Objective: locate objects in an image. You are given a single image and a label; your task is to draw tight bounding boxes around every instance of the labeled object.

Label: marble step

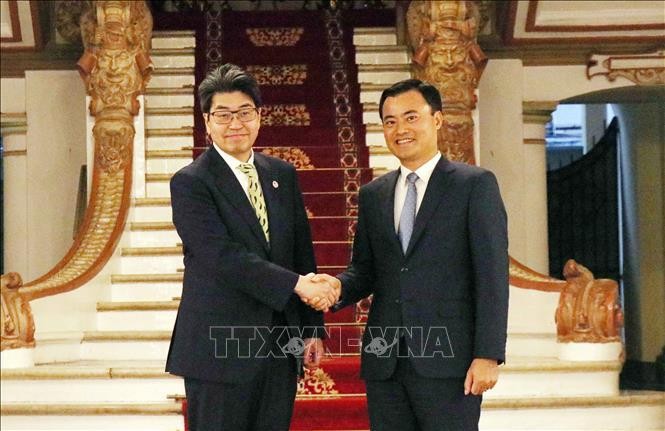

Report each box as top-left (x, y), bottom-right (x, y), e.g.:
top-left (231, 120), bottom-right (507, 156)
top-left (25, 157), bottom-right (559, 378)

top-left (132, 198), bottom-right (172, 222)
top-left (145, 149), bottom-right (192, 175)
top-left (148, 68), bottom-right (195, 89)
top-left (362, 101), bottom-right (381, 125)
top-left (150, 48), bottom-right (195, 68)
top-left (360, 82), bottom-right (389, 104)
top-left (145, 107), bottom-right (194, 129)
top-left (81, 331), bottom-right (173, 361)
top-left (145, 132), bottom-right (194, 152)
top-left (152, 29), bottom-right (196, 49)
top-left (357, 63), bottom-right (411, 84)
top-left (0, 402), bottom-right (183, 431)
top-left (126, 221), bottom-right (181, 247)
top-left (119, 246), bottom-right (183, 274)
top-left (353, 26), bottom-right (397, 46)
top-left (110, 273), bottom-right (183, 302)
top-left (145, 87), bottom-right (194, 109)
top-left (355, 45), bottom-right (409, 65)
top-left (364, 123), bottom-right (386, 146)
top-left (1, 362), bottom-right (183, 404)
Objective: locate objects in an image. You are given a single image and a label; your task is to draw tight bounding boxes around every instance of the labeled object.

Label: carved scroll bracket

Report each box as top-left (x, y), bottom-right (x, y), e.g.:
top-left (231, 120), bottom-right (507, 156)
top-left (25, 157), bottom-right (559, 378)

top-left (587, 51), bottom-right (665, 86)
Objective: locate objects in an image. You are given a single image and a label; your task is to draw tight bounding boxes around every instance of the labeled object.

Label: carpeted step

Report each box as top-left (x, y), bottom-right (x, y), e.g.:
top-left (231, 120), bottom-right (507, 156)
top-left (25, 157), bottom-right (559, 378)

top-left (304, 193), bottom-right (356, 217)
top-left (309, 216), bottom-right (355, 241)
top-left (297, 168), bottom-right (373, 193)
top-left (256, 145), bottom-right (369, 169)
top-left (316, 356), bottom-right (364, 394)
top-left (292, 395), bottom-right (369, 430)
top-left (323, 324), bottom-right (364, 355)
top-left (313, 241), bottom-right (352, 267)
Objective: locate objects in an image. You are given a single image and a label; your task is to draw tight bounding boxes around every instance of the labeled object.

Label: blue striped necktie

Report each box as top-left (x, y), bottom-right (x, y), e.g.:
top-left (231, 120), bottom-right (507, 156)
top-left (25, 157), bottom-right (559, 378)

top-left (398, 172), bottom-right (419, 253)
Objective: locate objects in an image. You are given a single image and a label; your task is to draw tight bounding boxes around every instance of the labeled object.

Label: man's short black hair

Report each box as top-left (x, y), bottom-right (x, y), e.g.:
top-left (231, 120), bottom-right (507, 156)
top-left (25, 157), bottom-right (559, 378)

top-left (378, 79), bottom-right (443, 120)
top-left (198, 63), bottom-right (262, 113)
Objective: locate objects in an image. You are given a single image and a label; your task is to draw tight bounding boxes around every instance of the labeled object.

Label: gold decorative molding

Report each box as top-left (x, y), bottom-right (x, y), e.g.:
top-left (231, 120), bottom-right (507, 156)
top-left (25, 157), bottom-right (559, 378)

top-left (523, 101), bottom-right (558, 124)
top-left (407, 0), bottom-right (487, 165)
top-left (246, 64), bottom-right (307, 85)
top-left (556, 260), bottom-right (623, 343)
top-left (523, 138), bottom-right (546, 145)
top-left (2, 1), bottom-right (153, 352)
top-left (246, 27), bottom-right (304, 47)
top-left (0, 112), bottom-right (27, 136)
top-left (260, 104), bottom-right (311, 126)
top-left (587, 51), bottom-right (665, 85)
top-left (258, 147), bottom-right (315, 169)
top-left (297, 367), bottom-right (339, 396)
top-left (1, 273), bottom-right (35, 351)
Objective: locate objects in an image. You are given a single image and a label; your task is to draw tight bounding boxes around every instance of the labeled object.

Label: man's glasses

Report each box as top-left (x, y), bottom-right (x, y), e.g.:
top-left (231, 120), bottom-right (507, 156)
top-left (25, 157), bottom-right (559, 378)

top-left (208, 107), bottom-right (259, 125)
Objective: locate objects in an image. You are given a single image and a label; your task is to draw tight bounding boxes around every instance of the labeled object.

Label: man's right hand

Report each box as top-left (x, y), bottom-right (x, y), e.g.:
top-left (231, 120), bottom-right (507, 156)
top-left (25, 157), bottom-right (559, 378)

top-left (308, 274), bottom-right (342, 312)
top-left (294, 273), bottom-right (340, 312)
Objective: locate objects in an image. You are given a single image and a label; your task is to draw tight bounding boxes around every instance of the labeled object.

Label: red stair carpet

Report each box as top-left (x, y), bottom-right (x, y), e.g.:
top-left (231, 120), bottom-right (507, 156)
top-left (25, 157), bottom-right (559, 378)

top-left (161, 7), bottom-right (396, 430)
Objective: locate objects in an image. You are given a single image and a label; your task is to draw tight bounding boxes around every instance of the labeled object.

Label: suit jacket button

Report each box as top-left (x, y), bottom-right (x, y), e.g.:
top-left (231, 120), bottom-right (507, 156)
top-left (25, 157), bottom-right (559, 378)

top-left (401, 267), bottom-right (409, 272)
top-left (395, 299), bottom-right (401, 304)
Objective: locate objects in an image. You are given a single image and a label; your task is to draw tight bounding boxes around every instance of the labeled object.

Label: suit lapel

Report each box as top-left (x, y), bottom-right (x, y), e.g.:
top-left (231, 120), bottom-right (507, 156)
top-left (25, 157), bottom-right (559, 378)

top-left (377, 170), bottom-right (403, 256)
top-left (207, 148), bottom-right (270, 252)
top-left (404, 157), bottom-right (455, 258)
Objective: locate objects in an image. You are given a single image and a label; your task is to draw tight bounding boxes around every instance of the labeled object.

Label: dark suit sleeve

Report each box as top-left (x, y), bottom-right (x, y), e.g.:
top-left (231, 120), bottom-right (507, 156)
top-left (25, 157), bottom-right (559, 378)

top-left (289, 168), bottom-right (326, 339)
top-left (335, 186), bottom-right (376, 310)
top-left (170, 170), bottom-right (298, 312)
top-left (468, 171), bottom-right (509, 363)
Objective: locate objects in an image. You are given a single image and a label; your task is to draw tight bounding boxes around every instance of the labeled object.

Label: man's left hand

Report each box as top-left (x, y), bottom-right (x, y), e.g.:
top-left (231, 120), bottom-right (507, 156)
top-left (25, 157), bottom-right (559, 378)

top-left (303, 338), bottom-right (324, 369)
top-left (464, 358), bottom-right (499, 395)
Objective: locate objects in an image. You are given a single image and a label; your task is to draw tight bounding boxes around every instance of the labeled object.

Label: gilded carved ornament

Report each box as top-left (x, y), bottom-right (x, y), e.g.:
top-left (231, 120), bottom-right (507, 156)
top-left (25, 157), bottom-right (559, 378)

top-left (1, 1), bottom-right (152, 352)
top-left (406, 0), bottom-right (487, 165)
top-left (1, 273), bottom-right (35, 351)
top-left (555, 260), bottom-right (623, 343)
top-left (587, 51), bottom-right (665, 86)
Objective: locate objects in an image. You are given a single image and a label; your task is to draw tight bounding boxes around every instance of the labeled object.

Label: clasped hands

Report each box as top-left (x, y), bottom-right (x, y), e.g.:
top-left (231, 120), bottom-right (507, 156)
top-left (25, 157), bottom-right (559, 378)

top-left (294, 273), bottom-right (341, 312)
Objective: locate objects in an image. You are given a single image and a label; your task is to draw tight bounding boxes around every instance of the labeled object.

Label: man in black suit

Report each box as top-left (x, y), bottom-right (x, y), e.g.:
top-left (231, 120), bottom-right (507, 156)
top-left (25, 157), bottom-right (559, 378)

top-left (313, 79), bottom-right (509, 430)
top-left (166, 64), bottom-right (339, 431)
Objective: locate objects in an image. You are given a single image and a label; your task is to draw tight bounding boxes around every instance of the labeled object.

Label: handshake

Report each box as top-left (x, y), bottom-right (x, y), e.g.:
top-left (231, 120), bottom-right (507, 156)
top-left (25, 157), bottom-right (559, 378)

top-left (294, 273), bottom-right (341, 312)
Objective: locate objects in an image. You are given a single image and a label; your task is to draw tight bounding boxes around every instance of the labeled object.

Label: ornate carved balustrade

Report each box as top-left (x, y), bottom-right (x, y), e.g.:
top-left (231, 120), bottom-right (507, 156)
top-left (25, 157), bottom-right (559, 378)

top-left (1, 0), bottom-right (152, 352)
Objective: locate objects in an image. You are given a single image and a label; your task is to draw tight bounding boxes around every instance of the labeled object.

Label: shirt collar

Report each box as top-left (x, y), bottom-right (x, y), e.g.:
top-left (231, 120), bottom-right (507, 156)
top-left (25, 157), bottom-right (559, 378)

top-left (399, 152), bottom-right (441, 185)
top-left (213, 144), bottom-right (254, 170)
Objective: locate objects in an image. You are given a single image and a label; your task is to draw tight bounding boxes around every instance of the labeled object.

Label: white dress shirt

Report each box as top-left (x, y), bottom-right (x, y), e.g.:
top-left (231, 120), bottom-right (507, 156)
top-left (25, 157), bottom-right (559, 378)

top-left (393, 152), bottom-right (442, 232)
top-left (213, 144), bottom-right (256, 201)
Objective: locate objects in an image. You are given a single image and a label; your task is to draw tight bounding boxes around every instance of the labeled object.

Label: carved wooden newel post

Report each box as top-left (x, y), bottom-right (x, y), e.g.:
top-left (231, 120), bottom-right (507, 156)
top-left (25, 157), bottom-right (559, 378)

top-left (406, 0), bottom-right (486, 164)
top-left (1, 1), bottom-right (152, 360)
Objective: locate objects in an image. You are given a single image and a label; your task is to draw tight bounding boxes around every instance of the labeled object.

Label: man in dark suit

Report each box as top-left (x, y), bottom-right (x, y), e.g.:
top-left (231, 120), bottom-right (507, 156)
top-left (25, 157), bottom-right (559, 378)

top-left (166, 64), bottom-right (339, 431)
top-left (313, 79), bottom-right (509, 430)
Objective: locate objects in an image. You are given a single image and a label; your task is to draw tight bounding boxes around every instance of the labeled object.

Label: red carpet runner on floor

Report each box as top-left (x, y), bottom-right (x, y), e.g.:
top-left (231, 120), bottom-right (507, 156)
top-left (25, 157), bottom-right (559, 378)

top-left (174, 8), bottom-right (393, 430)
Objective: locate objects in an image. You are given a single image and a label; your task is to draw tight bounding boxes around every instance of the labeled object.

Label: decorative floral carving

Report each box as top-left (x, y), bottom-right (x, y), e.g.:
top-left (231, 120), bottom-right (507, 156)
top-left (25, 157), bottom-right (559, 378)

top-left (1, 273), bottom-right (35, 351)
top-left (407, 0), bottom-right (487, 165)
top-left (556, 260), bottom-right (623, 343)
top-left (297, 367), bottom-right (339, 395)
top-left (246, 64), bottom-right (308, 85)
top-left (259, 147), bottom-right (314, 169)
top-left (246, 27), bottom-right (304, 46)
top-left (587, 51), bottom-right (665, 85)
top-left (261, 104), bottom-right (311, 126)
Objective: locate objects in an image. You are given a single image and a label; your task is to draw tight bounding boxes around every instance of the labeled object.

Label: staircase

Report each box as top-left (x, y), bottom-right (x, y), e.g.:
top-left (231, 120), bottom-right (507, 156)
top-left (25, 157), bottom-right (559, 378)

top-left (1, 27), bottom-right (664, 431)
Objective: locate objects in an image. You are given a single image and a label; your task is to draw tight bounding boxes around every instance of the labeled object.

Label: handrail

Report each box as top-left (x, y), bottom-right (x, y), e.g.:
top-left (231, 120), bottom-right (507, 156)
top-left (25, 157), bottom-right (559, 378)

top-left (1, 1), bottom-right (153, 352)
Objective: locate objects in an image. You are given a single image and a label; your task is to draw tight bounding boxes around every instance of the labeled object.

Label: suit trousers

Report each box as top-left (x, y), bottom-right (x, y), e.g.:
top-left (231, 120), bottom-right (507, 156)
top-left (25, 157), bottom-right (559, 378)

top-left (184, 313), bottom-right (298, 431)
top-left (365, 341), bottom-right (481, 431)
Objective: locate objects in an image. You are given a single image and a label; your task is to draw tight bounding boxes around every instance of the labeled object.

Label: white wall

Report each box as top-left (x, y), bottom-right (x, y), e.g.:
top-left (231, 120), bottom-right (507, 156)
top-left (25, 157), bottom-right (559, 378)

top-left (24, 71), bottom-right (87, 281)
